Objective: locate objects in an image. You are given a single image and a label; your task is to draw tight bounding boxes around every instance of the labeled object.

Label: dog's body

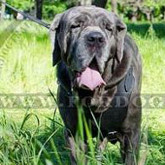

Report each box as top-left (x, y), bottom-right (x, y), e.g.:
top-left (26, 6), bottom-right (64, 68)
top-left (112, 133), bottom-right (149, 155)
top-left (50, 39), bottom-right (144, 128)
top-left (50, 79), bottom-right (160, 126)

top-left (50, 6), bottom-right (142, 165)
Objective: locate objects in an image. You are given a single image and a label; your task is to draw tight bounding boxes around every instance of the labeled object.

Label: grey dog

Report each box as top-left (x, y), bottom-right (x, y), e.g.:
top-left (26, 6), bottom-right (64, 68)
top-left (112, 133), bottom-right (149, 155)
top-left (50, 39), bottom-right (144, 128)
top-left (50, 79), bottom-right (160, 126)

top-left (50, 6), bottom-right (142, 165)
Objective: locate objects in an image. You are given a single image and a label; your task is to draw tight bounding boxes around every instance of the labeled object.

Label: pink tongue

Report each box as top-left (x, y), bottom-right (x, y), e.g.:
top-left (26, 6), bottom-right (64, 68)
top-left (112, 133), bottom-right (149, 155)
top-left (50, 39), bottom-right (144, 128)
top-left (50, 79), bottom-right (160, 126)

top-left (77, 67), bottom-right (106, 91)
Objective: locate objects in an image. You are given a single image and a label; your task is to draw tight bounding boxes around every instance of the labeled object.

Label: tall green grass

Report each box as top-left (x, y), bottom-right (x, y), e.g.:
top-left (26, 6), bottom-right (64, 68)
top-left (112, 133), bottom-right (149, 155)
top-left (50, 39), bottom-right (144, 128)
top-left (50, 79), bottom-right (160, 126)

top-left (0, 20), bottom-right (56, 93)
top-left (0, 21), bottom-right (165, 164)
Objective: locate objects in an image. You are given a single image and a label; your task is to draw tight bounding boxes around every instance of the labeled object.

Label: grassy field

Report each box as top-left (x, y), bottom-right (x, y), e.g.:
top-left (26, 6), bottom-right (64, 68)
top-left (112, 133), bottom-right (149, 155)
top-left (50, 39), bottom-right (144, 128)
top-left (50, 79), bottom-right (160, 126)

top-left (0, 20), bottom-right (165, 165)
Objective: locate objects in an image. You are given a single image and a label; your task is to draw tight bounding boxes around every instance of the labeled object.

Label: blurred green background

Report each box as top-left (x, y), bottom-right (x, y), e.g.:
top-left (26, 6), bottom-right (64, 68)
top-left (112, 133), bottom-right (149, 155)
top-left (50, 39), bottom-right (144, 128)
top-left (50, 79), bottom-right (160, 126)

top-left (2, 0), bottom-right (165, 21)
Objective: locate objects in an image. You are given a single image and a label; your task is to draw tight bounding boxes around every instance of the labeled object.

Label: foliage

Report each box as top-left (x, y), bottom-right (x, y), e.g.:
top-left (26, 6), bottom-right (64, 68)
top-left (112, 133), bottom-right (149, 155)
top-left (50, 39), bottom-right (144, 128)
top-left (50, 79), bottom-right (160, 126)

top-left (6, 0), bottom-right (33, 10)
top-left (43, 0), bottom-right (67, 19)
top-left (5, 0), bottom-right (67, 19)
top-left (116, 0), bottom-right (165, 21)
top-left (2, 0), bottom-right (165, 21)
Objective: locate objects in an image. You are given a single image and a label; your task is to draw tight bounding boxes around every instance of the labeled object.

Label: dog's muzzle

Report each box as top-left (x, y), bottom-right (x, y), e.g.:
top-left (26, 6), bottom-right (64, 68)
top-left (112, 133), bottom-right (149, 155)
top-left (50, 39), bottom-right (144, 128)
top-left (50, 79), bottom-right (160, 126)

top-left (74, 31), bottom-right (106, 91)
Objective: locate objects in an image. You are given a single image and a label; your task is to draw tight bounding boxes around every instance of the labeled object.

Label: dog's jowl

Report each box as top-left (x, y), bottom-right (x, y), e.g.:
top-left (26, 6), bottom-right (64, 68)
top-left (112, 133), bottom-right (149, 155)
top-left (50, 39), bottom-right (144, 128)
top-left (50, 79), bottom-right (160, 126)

top-left (50, 6), bottom-right (142, 165)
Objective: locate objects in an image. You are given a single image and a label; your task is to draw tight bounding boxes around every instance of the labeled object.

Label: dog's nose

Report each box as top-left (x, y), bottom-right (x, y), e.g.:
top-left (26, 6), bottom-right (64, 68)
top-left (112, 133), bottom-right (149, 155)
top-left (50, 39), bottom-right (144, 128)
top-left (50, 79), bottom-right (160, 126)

top-left (86, 32), bottom-right (105, 46)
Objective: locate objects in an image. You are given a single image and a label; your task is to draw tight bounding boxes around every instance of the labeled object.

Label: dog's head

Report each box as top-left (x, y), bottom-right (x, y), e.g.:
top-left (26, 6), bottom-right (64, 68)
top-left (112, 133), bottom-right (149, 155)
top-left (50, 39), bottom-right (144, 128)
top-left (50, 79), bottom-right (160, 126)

top-left (50, 6), bottom-right (127, 91)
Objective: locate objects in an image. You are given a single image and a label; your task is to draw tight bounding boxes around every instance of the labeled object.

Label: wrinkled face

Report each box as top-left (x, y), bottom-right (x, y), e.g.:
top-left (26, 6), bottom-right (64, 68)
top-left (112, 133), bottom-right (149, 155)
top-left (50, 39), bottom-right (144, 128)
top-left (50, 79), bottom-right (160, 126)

top-left (51, 6), bottom-right (126, 91)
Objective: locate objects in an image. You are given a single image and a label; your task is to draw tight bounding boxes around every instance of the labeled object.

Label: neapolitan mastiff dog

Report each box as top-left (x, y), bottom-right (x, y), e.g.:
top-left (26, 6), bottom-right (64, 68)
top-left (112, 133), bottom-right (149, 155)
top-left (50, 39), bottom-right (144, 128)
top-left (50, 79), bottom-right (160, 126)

top-left (50, 6), bottom-right (142, 165)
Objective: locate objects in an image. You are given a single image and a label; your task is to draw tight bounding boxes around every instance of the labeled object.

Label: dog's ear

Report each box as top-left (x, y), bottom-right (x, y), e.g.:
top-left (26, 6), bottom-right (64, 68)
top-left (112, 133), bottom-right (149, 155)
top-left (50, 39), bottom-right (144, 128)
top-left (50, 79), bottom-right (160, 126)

top-left (50, 13), bottom-right (63, 66)
top-left (115, 16), bottom-right (127, 63)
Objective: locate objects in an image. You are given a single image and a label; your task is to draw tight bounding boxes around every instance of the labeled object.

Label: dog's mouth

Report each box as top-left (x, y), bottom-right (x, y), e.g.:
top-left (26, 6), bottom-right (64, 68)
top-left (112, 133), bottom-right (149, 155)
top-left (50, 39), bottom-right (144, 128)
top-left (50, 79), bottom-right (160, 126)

top-left (75, 58), bottom-right (106, 91)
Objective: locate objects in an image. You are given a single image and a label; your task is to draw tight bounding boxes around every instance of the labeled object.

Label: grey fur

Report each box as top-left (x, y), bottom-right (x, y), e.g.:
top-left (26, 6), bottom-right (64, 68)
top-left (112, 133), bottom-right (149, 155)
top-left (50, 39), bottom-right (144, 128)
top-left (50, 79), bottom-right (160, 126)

top-left (50, 6), bottom-right (142, 165)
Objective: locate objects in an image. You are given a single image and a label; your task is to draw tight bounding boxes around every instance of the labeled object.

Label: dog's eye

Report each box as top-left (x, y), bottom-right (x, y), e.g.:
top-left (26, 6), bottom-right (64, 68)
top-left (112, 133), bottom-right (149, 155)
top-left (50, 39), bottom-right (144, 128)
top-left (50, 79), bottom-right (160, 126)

top-left (106, 25), bottom-right (113, 32)
top-left (71, 24), bottom-right (81, 29)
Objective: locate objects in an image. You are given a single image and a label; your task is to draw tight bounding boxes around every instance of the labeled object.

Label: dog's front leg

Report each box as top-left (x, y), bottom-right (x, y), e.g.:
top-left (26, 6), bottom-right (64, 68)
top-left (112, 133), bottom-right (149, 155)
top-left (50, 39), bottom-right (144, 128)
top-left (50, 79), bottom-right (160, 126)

top-left (65, 130), bottom-right (88, 165)
top-left (65, 130), bottom-right (77, 165)
top-left (120, 130), bottom-right (140, 165)
top-left (96, 137), bottom-right (108, 165)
